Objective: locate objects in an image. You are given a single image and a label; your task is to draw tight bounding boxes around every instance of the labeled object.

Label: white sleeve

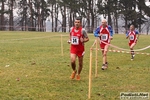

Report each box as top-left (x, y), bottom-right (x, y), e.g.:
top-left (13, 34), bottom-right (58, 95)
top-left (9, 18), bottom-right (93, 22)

top-left (82, 28), bottom-right (88, 38)
top-left (70, 27), bottom-right (73, 33)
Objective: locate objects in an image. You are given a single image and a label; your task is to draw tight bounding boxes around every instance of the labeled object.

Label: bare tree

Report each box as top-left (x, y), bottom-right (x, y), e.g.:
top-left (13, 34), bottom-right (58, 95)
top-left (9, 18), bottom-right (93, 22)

top-left (28, 0), bottom-right (35, 31)
top-left (0, 0), bottom-right (5, 30)
top-left (9, 0), bottom-right (15, 31)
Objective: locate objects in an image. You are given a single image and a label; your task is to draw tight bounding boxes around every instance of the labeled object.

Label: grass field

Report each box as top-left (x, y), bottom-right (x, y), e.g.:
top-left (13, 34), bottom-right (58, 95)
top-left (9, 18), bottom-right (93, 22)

top-left (0, 31), bottom-right (149, 100)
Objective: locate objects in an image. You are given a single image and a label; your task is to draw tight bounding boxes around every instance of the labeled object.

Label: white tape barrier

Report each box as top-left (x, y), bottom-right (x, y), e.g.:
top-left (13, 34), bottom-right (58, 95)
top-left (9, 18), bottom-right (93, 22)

top-left (91, 39), bottom-right (150, 56)
top-left (100, 40), bottom-right (150, 52)
top-left (108, 49), bottom-right (150, 55)
top-left (92, 48), bottom-right (150, 55)
top-left (0, 35), bottom-right (68, 42)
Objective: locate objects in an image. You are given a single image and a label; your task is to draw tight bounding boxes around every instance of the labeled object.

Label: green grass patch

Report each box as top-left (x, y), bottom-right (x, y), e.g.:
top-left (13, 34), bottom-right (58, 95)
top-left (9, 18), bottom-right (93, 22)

top-left (0, 31), bottom-right (149, 100)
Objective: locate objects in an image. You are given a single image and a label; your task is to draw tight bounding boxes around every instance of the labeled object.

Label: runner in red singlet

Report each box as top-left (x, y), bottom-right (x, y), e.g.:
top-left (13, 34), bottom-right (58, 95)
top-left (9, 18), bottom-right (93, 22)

top-left (68, 17), bottom-right (89, 80)
top-left (94, 19), bottom-right (113, 70)
top-left (126, 25), bottom-right (140, 60)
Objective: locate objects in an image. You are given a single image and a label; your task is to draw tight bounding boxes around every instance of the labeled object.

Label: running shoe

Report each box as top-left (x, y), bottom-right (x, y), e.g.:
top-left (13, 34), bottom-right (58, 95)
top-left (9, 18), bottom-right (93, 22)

top-left (76, 74), bottom-right (80, 80)
top-left (70, 70), bottom-right (77, 79)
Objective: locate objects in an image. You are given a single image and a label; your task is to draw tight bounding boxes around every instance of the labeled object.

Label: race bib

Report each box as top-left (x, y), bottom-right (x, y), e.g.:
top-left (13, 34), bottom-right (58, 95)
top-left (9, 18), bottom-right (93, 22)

top-left (130, 35), bottom-right (134, 40)
top-left (71, 36), bottom-right (79, 45)
top-left (101, 34), bottom-right (108, 41)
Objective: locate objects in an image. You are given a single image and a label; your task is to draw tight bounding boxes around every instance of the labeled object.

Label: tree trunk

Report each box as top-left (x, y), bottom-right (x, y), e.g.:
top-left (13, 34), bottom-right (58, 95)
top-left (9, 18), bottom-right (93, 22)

top-left (91, 0), bottom-right (94, 33)
top-left (54, 3), bottom-right (58, 32)
top-left (37, 1), bottom-right (41, 31)
top-left (146, 25), bottom-right (149, 35)
top-left (21, 16), bottom-right (23, 31)
top-left (69, 9), bottom-right (72, 31)
top-left (0, 0), bottom-right (5, 30)
top-left (87, 13), bottom-right (90, 33)
top-left (29, 0), bottom-right (35, 31)
top-left (63, 6), bottom-right (66, 32)
top-left (41, 1), bottom-right (44, 32)
top-left (60, 5), bottom-right (66, 32)
top-left (139, 7), bottom-right (142, 33)
top-left (9, 0), bottom-right (14, 31)
top-left (108, 11), bottom-right (112, 27)
top-left (114, 11), bottom-right (118, 34)
top-left (146, 18), bottom-right (150, 35)
top-left (23, 0), bottom-right (27, 31)
top-left (125, 17), bottom-right (128, 33)
top-left (51, 4), bottom-right (54, 32)
top-left (87, 1), bottom-right (90, 33)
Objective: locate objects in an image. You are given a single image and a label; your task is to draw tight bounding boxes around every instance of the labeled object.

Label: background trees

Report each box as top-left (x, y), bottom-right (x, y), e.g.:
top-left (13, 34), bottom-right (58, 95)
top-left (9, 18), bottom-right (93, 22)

top-left (0, 0), bottom-right (5, 30)
top-left (0, 0), bottom-right (150, 34)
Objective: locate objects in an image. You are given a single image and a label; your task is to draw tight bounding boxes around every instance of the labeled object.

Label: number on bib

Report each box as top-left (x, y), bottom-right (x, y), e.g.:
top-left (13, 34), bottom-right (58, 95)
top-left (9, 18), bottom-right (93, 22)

top-left (101, 34), bottom-right (108, 41)
top-left (71, 36), bottom-right (79, 45)
top-left (130, 35), bottom-right (134, 40)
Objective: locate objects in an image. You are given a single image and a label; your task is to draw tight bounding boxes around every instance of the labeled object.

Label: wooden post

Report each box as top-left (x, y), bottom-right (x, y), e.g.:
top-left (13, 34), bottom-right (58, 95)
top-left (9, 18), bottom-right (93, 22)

top-left (61, 34), bottom-right (63, 56)
top-left (95, 38), bottom-right (98, 77)
top-left (88, 48), bottom-right (93, 99)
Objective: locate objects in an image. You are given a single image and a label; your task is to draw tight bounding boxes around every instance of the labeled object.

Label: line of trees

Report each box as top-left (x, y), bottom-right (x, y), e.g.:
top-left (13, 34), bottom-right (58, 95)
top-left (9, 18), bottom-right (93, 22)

top-left (0, 0), bottom-right (150, 34)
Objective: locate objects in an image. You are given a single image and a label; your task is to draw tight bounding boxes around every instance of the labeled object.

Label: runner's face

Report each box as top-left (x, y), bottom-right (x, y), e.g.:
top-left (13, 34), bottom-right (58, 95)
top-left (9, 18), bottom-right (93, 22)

top-left (130, 25), bottom-right (134, 31)
top-left (102, 21), bottom-right (107, 27)
top-left (74, 20), bottom-right (81, 28)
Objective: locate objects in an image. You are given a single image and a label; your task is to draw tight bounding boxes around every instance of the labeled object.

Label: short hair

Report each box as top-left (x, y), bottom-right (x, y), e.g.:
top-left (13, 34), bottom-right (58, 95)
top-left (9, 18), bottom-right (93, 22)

top-left (130, 24), bottom-right (135, 28)
top-left (75, 17), bottom-right (82, 22)
top-left (102, 19), bottom-right (107, 23)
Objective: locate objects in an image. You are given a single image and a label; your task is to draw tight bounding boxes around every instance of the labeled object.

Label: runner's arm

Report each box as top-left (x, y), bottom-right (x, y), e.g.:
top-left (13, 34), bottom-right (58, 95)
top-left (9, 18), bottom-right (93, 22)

top-left (108, 25), bottom-right (113, 37)
top-left (126, 31), bottom-right (129, 39)
top-left (67, 27), bottom-right (73, 43)
top-left (108, 25), bottom-right (113, 40)
top-left (136, 30), bottom-right (140, 39)
top-left (82, 28), bottom-right (89, 43)
top-left (94, 27), bottom-right (100, 37)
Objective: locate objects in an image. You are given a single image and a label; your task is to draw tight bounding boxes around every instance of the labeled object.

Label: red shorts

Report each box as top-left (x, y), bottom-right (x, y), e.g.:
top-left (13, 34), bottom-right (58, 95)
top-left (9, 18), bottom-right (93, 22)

top-left (100, 42), bottom-right (110, 49)
top-left (129, 40), bottom-right (137, 46)
top-left (70, 45), bottom-right (84, 57)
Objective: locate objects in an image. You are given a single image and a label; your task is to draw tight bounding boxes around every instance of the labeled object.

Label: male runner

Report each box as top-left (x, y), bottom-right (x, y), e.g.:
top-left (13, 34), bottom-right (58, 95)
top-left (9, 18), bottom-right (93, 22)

top-left (68, 17), bottom-right (89, 80)
top-left (126, 25), bottom-right (140, 60)
top-left (94, 19), bottom-right (113, 70)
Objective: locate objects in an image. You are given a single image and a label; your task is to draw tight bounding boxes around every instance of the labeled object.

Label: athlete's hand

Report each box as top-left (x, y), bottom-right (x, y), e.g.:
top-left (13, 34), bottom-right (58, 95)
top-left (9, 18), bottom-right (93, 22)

top-left (80, 37), bottom-right (84, 43)
top-left (99, 33), bottom-right (102, 37)
top-left (110, 36), bottom-right (113, 40)
top-left (67, 40), bottom-right (71, 44)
